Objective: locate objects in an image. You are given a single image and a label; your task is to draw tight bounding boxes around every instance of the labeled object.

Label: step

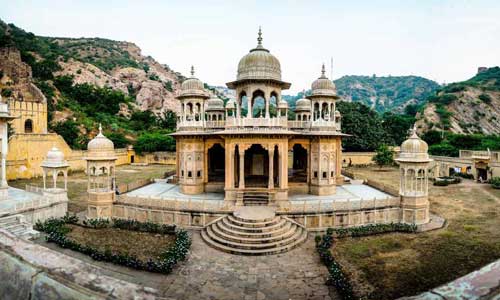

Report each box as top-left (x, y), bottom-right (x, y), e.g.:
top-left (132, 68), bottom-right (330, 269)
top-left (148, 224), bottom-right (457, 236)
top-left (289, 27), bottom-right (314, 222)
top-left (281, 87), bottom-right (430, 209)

top-left (226, 215), bottom-right (280, 228)
top-left (21, 230), bottom-right (40, 240)
top-left (4, 223), bottom-right (26, 231)
top-left (201, 228), bottom-right (308, 256)
top-left (205, 225), bottom-right (304, 250)
top-left (221, 217), bottom-right (287, 233)
top-left (216, 220), bottom-right (292, 239)
top-left (211, 223), bottom-right (298, 244)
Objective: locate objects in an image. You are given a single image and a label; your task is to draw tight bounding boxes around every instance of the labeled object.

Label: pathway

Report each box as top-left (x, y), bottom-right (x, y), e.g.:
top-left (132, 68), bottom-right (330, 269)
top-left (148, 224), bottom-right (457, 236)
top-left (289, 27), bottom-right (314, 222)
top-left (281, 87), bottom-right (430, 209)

top-left (37, 231), bottom-right (338, 300)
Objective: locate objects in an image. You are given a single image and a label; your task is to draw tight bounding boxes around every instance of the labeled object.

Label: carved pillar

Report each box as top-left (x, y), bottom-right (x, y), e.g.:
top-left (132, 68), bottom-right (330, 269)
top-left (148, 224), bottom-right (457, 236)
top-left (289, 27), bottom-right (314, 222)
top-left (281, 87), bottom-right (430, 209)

top-left (265, 91), bottom-right (270, 119)
top-left (225, 143), bottom-right (234, 189)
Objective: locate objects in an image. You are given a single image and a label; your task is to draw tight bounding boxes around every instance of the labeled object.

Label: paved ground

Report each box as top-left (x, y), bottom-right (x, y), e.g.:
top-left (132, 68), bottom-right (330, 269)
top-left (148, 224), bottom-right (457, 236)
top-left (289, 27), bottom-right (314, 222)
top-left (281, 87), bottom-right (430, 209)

top-left (37, 231), bottom-right (337, 300)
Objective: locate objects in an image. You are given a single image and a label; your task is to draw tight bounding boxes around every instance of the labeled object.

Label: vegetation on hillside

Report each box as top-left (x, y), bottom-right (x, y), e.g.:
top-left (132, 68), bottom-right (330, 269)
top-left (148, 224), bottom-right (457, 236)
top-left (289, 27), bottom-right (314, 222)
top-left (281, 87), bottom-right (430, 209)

top-left (422, 131), bottom-right (500, 157)
top-left (335, 75), bottom-right (440, 112)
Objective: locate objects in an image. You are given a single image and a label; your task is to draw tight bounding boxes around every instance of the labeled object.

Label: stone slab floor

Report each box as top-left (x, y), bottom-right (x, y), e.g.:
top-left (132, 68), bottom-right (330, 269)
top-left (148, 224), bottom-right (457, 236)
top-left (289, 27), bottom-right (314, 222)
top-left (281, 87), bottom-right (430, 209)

top-left (37, 231), bottom-right (338, 300)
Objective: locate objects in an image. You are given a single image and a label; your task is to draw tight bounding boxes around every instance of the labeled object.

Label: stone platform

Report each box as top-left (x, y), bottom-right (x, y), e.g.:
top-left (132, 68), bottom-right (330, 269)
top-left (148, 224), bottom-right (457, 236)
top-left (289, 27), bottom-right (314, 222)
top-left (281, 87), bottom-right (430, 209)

top-left (233, 206), bottom-right (275, 221)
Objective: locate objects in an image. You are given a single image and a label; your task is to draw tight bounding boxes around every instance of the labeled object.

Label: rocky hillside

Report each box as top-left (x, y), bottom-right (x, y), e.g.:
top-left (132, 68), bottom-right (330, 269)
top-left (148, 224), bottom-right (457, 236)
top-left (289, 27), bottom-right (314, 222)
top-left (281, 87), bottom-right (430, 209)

top-left (0, 20), bottom-right (184, 116)
top-left (334, 75), bottom-right (440, 113)
top-left (416, 67), bottom-right (500, 135)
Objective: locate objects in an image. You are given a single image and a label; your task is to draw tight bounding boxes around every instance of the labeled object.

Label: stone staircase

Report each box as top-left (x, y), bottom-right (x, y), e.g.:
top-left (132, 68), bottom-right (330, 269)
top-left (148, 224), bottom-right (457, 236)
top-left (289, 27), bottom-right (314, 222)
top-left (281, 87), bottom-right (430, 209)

top-left (0, 215), bottom-right (40, 240)
top-left (242, 190), bottom-right (270, 206)
top-left (201, 207), bottom-right (307, 255)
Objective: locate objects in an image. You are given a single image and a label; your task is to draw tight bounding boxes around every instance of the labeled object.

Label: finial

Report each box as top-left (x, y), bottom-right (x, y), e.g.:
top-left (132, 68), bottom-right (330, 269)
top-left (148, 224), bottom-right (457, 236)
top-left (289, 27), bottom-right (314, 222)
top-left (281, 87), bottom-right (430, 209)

top-left (321, 63), bottom-right (326, 77)
top-left (98, 123), bottom-right (102, 135)
top-left (190, 65), bottom-right (195, 77)
top-left (257, 26), bottom-right (263, 47)
top-left (410, 124), bottom-right (418, 137)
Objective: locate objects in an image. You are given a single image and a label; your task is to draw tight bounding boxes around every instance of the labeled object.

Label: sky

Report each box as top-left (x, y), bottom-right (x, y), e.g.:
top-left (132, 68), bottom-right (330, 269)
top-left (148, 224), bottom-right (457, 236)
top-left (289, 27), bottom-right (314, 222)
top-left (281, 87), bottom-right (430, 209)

top-left (1, 0), bottom-right (499, 93)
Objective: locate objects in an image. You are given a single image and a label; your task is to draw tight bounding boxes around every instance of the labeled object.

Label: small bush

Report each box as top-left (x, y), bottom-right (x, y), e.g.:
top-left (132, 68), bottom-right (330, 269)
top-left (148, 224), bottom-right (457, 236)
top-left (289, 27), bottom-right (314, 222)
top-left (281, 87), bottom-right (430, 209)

top-left (434, 180), bottom-right (449, 186)
top-left (491, 177), bottom-right (500, 189)
top-left (478, 93), bottom-right (492, 104)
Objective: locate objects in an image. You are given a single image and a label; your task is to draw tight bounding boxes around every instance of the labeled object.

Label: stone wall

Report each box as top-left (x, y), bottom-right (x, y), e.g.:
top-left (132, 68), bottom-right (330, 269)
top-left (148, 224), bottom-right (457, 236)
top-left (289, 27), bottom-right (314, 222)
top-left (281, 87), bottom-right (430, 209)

top-left (342, 152), bottom-right (376, 166)
top-left (0, 229), bottom-right (167, 300)
top-left (7, 133), bottom-right (131, 180)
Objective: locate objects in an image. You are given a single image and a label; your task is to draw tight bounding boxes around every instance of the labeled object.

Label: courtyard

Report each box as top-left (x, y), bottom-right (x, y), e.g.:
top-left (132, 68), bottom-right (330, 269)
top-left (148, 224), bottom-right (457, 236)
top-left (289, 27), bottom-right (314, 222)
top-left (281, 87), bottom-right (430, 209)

top-left (335, 166), bottom-right (500, 299)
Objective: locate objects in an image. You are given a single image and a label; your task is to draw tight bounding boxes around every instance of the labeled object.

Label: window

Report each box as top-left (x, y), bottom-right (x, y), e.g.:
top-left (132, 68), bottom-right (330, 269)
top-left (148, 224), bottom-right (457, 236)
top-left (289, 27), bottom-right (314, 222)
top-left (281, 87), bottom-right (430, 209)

top-left (331, 171), bottom-right (334, 177)
top-left (197, 170), bottom-right (201, 177)
top-left (181, 170), bottom-right (184, 176)
top-left (323, 172), bottom-right (327, 178)
top-left (314, 171), bottom-right (318, 178)
top-left (188, 171), bottom-right (192, 178)
top-left (24, 119), bottom-right (33, 133)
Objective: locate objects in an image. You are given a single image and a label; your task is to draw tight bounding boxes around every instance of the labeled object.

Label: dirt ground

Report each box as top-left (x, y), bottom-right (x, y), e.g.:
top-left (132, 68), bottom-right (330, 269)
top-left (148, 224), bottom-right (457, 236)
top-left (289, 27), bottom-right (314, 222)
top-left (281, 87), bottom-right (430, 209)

top-left (337, 166), bottom-right (500, 299)
top-left (9, 164), bottom-right (173, 213)
top-left (66, 224), bottom-right (176, 261)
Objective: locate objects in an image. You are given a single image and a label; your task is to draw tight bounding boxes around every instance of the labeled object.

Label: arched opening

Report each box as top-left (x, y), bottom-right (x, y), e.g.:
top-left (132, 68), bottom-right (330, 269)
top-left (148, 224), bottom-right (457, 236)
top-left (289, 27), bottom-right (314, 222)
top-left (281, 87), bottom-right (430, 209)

top-left (208, 143), bottom-right (225, 182)
top-left (252, 90), bottom-right (265, 118)
top-left (290, 144), bottom-right (307, 182)
top-left (269, 91), bottom-right (278, 118)
top-left (239, 91), bottom-right (248, 117)
top-left (24, 119), bottom-right (33, 133)
top-left (244, 144), bottom-right (269, 187)
top-left (322, 103), bottom-right (329, 120)
top-left (314, 102), bottom-right (320, 120)
top-left (187, 103), bottom-right (193, 120)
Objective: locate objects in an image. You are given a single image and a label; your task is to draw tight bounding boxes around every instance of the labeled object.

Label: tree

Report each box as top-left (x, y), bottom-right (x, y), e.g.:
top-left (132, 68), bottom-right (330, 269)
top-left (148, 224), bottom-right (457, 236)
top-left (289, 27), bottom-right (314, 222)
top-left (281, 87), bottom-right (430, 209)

top-left (157, 110), bottom-right (177, 131)
top-left (372, 144), bottom-right (394, 168)
top-left (52, 120), bottom-right (85, 149)
top-left (134, 132), bottom-right (176, 154)
top-left (106, 132), bottom-right (130, 148)
top-left (381, 112), bottom-right (415, 145)
top-left (337, 101), bottom-right (389, 151)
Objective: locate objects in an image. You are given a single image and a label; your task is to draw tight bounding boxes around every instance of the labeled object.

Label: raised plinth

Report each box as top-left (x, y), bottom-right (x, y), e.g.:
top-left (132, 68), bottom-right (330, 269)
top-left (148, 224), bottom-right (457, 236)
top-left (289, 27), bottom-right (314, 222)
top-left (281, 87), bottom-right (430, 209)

top-left (201, 206), bottom-right (307, 255)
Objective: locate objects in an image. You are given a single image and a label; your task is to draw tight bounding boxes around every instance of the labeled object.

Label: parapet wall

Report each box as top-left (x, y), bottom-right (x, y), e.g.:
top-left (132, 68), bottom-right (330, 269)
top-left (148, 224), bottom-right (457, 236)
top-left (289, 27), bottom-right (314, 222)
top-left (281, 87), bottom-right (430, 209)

top-left (0, 229), bottom-right (167, 300)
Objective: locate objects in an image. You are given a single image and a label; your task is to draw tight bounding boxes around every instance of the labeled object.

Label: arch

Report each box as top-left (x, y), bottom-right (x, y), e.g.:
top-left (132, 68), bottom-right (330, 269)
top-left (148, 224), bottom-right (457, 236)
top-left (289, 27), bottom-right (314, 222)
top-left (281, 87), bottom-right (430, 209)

top-left (252, 90), bottom-right (266, 118)
top-left (244, 144), bottom-right (269, 187)
top-left (24, 119), bottom-right (33, 133)
top-left (208, 143), bottom-right (225, 182)
top-left (314, 102), bottom-right (320, 120)
top-left (239, 91), bottom-right (248, 117)
top-left (290, 144), bottom-right (307, 182)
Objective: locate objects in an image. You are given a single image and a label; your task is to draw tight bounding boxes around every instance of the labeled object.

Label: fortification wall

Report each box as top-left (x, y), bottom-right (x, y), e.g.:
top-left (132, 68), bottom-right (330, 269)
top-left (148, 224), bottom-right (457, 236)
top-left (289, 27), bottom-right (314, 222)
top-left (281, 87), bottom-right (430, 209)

top-left (0, 230), bottom-right (166, 300)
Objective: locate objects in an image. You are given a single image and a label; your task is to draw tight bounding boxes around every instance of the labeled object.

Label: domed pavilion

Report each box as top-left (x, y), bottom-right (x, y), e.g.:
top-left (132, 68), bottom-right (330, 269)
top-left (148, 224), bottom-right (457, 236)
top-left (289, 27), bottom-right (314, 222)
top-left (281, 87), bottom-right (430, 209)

top-left (85, 124), bottom-right (117, 218)
top-left (172, 28), bottom-right (346, 203)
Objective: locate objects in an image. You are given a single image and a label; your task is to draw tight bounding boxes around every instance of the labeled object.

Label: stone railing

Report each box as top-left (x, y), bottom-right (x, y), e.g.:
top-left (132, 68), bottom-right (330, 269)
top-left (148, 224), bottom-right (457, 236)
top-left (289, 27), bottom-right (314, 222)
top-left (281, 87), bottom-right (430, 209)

top-left (225, 116), bottom-right (288, 128)
top-left (25, 184), bottom-right (44, 195)
top-left (205, 120), bottom-right (226, 129)
top-left (116, 195), bottom-right (231, 212)
top-left (280, 196), bottom-right (400, 214)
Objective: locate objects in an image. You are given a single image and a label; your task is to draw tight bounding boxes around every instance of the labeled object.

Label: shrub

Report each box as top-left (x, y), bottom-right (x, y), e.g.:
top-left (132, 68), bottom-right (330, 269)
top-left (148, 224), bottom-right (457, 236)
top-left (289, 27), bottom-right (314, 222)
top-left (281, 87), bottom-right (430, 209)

top-left (1, 88), bottom-right (13, 97)
top-left (456, 172), bottom-right (474, 179)
top-left (372, 144), bottom-right (394, 168)
top-left (434, 180), bottom-right (449, 186)
top-left (106, 132), bottom-right (130, 148)
top-left (491, 177), bottom-right (500, 189)
top-left (478, 93), bottom-right (492, 104)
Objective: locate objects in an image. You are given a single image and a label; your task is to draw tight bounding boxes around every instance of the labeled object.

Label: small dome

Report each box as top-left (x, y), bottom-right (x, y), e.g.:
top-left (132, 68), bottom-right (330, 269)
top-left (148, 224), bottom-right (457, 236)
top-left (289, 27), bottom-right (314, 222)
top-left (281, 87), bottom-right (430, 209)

top-left (237, 28), bottom-right (281, 81)
top-left (41, 146), bottom-right (68, 168)
top-left (178, 66), bottom-right (209, 98)
top-left (206, 96), bottom-right (225, 111)
top-left (310, 64), bottom-right (337, 97)
top-left (86, 124), bottom-right (117, 160)
top-left (397, 125), bottom-right (431, 162)
top-left (295, 97), bottom-right (311, 112)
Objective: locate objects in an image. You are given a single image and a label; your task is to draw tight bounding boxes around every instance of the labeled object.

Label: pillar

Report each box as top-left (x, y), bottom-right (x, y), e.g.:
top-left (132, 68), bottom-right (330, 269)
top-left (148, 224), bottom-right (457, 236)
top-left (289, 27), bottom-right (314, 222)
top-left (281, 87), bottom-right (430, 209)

top-left (269, 147), bottom-right (274, 189)
top-left (239, 146), bottom-right (245, 189)
top-left (247, 95), bottom-right (252, 119)
top-left (53, 171), bottom-right (57, 189)
top-left (1, 122), bottom-right (8, 188)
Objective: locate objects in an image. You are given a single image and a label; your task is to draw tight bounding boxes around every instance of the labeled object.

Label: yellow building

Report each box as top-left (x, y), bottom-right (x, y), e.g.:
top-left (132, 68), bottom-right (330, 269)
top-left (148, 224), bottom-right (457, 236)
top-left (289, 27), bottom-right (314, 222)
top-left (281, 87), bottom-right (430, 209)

top-left (172, 29), bottom-right (346, 206)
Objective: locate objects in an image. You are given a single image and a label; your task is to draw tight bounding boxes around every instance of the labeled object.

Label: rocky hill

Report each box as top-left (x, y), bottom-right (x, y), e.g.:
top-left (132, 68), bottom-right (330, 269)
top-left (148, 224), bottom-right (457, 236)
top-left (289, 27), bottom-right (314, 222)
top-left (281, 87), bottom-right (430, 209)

top-left (416, 67), bottom-right (500, 135)
top-left (0, 20), bottom-right (184, 118)
top-left (334, 75), bottom-right (440, 113)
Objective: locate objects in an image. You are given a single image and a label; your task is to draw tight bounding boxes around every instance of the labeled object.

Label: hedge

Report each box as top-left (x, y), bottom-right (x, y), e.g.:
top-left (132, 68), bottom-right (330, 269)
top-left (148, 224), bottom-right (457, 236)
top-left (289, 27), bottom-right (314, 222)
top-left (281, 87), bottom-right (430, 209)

top-left (35, 216), bottom-right (190, 274)
top-left (315, 223), bottom-right (417, 300)
top-left (491, 177), bottom-right (500, 189)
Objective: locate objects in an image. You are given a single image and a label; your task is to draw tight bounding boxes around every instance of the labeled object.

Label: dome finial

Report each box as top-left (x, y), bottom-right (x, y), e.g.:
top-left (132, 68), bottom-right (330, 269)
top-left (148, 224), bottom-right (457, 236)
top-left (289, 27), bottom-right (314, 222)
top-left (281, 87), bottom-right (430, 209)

top-left (409, 123), bottom-right (418, 137)
top-left (257, 26), bottom-right (263, 47)
top-left (98, 123), bottom-right (103, 136)
top-left (321, 63), bottom-right (326, 78)
top-left (190, 65), bottom-right (195, 77)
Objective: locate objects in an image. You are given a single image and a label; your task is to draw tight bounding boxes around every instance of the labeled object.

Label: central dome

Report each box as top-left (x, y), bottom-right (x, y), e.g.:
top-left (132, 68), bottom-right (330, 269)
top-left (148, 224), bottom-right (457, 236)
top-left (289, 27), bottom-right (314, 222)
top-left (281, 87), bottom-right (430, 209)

top-left (236, 28), bottom-right (281, 81)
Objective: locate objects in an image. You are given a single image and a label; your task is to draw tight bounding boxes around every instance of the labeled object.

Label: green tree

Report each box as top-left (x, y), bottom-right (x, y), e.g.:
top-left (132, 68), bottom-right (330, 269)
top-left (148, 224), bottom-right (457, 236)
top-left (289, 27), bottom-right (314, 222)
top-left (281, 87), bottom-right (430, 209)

top-left (372, 144), bottom-right (394, 168)
top-left (337, 101), bottom-right (389, 151)
top-left (134, 132), bottom-right (176, 154)
top-left (106, 132), bottom-right (130, 148)
top-left (52, 120), bottom-right (85, 149)
top-left (157, 110), bottom-right (177, 131)
top-left (381, 112), bottom-right (415, 145)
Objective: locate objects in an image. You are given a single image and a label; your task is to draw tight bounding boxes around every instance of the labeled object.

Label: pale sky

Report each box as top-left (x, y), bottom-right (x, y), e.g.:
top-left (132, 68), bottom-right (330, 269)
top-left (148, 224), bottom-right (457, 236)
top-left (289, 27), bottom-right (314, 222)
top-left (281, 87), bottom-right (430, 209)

top-left (1, 0), bottom-right (499, 93)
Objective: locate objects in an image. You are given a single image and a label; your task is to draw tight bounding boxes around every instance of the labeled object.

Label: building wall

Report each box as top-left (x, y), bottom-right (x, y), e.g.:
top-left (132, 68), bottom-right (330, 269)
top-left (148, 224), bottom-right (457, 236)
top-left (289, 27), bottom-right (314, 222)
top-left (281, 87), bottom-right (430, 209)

top-left (8, 98), bottom-right (48, 135)
top-left (342, 152), bottom-right (376, 166)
